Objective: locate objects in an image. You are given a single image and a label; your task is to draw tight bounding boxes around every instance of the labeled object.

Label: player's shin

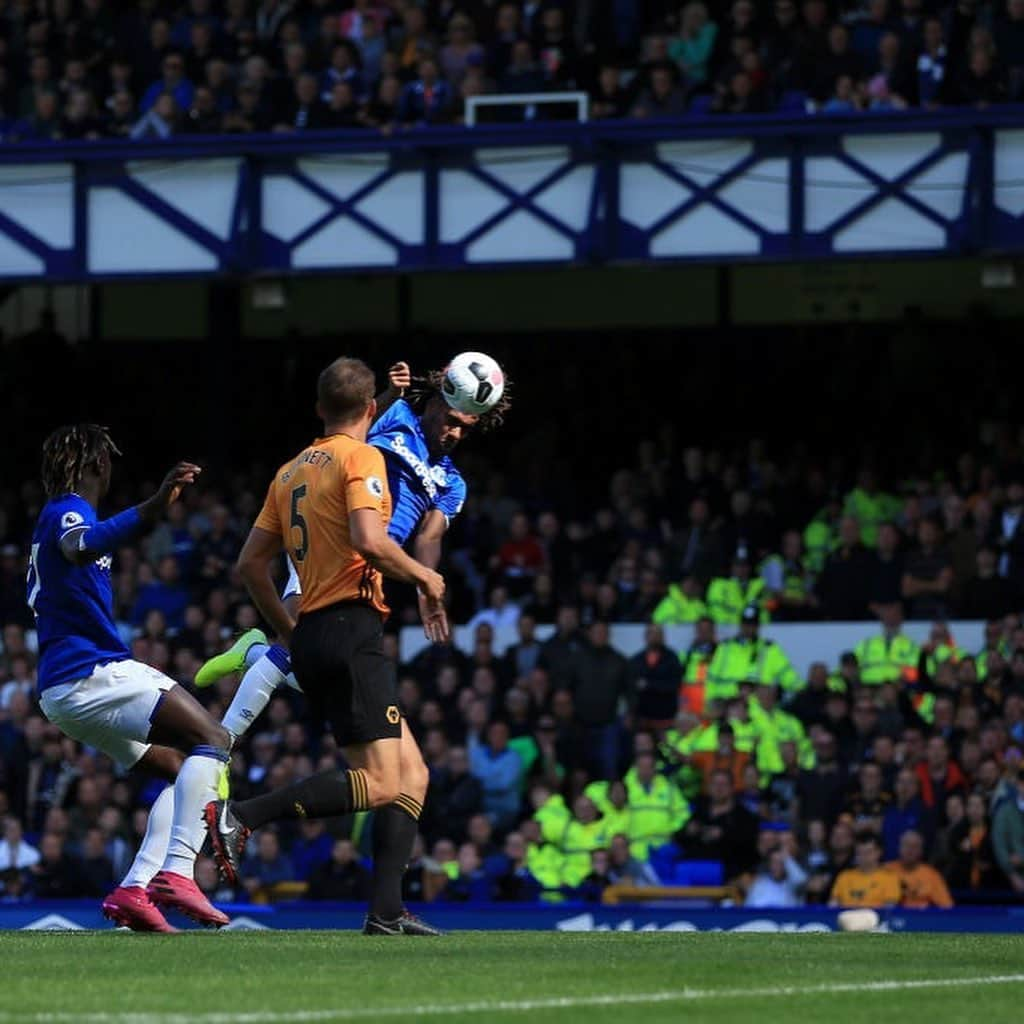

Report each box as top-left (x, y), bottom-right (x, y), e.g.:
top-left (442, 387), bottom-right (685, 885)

top-left (370, 796), bottom-right (422, 921)
top-left (162, 745), bottom-right (231, 877)
top-left (233, 767), bottom-right (372, 829)
top-left (221, 645), bottom-right (292, 742)
top-left (120, 784), bottom-right (174, 889)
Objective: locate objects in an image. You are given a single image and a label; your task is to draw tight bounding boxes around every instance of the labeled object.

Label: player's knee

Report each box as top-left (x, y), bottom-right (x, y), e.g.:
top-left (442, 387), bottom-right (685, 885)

top-left (403, 751), bottom-right (429, 802)
top-left (368, 774), bottom-right (402, 808)
top-left (197, 722), bottom-right (232, 753)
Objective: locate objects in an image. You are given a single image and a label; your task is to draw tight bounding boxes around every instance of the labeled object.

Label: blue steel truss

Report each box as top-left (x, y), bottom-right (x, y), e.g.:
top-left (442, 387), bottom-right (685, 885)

top-left (0, 107), bottom-right (1020, 281)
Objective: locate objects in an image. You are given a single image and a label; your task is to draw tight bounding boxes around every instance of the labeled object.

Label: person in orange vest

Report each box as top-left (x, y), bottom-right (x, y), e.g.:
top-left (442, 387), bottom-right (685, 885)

top-left (678, 616), bottom-right (717, 715)
top-left (688, 723), bottom-right (751, 795)
top-left (914, 735), bottom-right (967, 810)
top-left (885, 829), bottom-right (953, 908)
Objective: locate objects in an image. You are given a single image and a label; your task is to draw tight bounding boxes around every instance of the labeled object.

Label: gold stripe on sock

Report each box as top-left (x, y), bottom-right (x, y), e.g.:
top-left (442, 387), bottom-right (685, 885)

top-left (348, 768), bottom-right (370, 811)
top-left (395, 793), bottom-right (423, 820)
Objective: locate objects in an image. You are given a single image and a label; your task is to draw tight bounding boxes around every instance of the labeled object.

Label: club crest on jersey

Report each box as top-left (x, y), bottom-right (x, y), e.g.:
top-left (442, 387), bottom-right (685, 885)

top-left (366, 476), bottom-right (384, 499)
top-left (95, 555), bottom-right (112, 572)
top-left (61, 511), bottom-right (84, 531)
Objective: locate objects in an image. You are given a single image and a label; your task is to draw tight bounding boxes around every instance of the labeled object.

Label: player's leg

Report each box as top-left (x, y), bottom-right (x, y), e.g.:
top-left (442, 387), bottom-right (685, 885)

top-left (193, 627), bottom-right (266, 688)
top-left (363, 720), bottom-right (440, 936)
top-left (220, 644), bottom-right (302, 743)
top-left (204, 605), bottom-right (397, 885)
top-left (37, 666), bottom-right (201, 931)
top-left (119, 746), bottom-right (181, 887)
top-left (201, 596), bottom-right (303, 743)
top-left (144, 684), bottom-right (233, 925)
top-left (102, 746), bottom-right (182, 933)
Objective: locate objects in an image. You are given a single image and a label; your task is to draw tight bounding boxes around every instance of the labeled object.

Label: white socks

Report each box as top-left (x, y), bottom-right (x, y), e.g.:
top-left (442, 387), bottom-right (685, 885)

top-left (161, 747), bottom-right (229, 878)
top-left (121, 784), bottom-right (174, 890)
top-left (222, 648), bottom-right (299, 742)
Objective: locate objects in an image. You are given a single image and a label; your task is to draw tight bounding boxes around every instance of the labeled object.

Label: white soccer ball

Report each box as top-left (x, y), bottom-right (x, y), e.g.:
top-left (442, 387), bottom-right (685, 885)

top-left (441, 351), bottom-right (505, 416)
top-left (837, 909), bottom-right (880, 932)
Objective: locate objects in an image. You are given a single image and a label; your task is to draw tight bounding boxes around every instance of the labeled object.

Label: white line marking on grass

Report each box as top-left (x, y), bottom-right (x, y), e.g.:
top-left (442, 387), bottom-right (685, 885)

top-left (6, 973), bottom-right (1024, 1022)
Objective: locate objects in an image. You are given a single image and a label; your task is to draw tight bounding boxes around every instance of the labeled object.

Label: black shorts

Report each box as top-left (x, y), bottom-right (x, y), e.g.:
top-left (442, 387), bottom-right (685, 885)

top-left (290, 601), bottom-right (402, 747)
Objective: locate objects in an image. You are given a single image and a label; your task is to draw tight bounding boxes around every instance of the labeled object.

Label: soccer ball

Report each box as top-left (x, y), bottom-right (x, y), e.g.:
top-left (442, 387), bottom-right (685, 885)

top-left (441, 351), bottom-right (505, 415)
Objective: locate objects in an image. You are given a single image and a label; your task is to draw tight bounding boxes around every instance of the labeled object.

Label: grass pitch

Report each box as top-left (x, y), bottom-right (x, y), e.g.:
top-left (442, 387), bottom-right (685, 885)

top-left (0, 932), bottom-right (1022, 1023)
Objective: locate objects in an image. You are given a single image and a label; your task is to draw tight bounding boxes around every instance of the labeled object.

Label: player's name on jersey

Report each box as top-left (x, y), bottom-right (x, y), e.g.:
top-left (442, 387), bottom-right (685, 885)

top-left (282, 447), bottom-right (334, 482)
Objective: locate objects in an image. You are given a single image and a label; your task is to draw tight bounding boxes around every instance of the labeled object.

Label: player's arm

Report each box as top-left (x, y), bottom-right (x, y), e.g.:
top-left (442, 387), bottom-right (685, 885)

top-left (372, 362), bottom-right (411, 423)
top-left (59, 461), bottom-right (201, 566)
top-left (350, 508), bottom-right (444, 601)
top-left (237, 526), bottom-right (297, 643)
top-left (413, 509), bottom-right (450, 643)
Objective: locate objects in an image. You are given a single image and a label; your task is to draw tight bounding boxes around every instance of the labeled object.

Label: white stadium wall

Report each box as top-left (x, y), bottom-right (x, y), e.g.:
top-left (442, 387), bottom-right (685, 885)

top-left (399, 620), bottom-right (989, 681)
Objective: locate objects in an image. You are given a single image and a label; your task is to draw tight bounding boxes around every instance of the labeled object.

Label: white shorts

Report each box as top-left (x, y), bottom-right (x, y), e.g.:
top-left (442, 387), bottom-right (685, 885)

top-left (39, 659), bottom-right (176, 768)
top-left (283, 556), bottom-right (302, 601)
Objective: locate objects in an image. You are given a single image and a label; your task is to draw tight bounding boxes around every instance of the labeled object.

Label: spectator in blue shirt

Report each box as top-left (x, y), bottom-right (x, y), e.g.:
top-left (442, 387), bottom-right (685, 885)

top-left (882, 768), bottom-right (934, 860)
top-left (12, 91), bottom-right (60, 142)
top-left (441, 842), bottom-right (492, 901)
top-left (241, 829), bottom-right (295, 897)
top-left (132, 555), bottom-right (190, 629)
top-left (489, 830), bottom-right (542, 901)
top-left (171, 0), bottom-right (221, 48)
top-left (468, 719), bottom-right (523, 832)
top-left (321, 41), bottom-right (366, 104)
top-left (130, 92), bottom-right (182, 139)
top-left (398, 57), bottom-right (452, 125)
top-left (139, 51), bottom-right (194, 114)
top-left (290, 819), bottom-right (335, 881)
top-left (917, 17), bottom-right (947, 107)
top-left (851, 0), bottom-right (895, 72)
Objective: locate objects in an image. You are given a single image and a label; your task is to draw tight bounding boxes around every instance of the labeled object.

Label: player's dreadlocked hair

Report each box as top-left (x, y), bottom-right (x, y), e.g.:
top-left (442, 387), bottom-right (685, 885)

top-left (406, 367), bottom-right (513, 433)
top-left (41, 424), bottom-right (122, 499)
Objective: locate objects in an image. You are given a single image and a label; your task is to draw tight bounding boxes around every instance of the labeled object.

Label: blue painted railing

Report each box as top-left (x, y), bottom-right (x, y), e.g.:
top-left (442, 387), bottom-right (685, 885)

top-left (0, 107), bottom-right (1021, 281)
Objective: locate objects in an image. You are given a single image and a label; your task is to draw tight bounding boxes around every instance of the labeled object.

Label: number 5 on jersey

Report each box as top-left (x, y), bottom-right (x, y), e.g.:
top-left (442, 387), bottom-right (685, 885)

top-left (290, 485), bottom-right (309, 562)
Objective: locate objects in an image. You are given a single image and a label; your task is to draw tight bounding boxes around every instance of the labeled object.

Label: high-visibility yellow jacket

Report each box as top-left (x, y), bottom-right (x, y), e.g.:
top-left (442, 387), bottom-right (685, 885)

top-left (623, 767), bottom-right (690, 860)
top-left (583, 781), bottom-right (632, 841)
top-left (652, 584), bottom-right (708, 625)
top-left (526, 842), bottom-right (566, 901)
top-left (842, 488), bottom-right (901, 547)
top-left (706, 637), bottom-right (800, 702)
top-left (853, 632), bottom-right (920, 685)
top-left (748, 699), bottom-right (814, 775)
top-left (534, 794), bottom-right (571, 845)
top-left (705, 577), bottom-right (767, 625)
top-left (559, 818), bottom-right (611, 887)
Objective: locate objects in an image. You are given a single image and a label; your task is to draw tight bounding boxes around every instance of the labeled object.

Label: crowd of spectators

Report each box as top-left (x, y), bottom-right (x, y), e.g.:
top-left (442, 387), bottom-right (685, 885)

top-left (0, 0), bottom-right (1022, 145)
top-left (6, 427), bottom-right (1024, 911)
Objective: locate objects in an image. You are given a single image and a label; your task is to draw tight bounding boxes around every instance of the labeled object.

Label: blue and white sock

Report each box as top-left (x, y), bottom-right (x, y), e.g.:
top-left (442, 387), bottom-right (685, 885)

top-left (222, 645), bottom-right (295, 742)
top-left (162, 745), bottom-right (230, 878)
top-left (121, 784), bottom-right (173, 889)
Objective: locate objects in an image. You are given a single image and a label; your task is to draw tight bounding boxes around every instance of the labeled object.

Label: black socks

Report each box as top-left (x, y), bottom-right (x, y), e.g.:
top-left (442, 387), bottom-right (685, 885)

top-left (370, 794), bottom-right (422, 920)
top-left (234, 768), bottom-right (370, 830)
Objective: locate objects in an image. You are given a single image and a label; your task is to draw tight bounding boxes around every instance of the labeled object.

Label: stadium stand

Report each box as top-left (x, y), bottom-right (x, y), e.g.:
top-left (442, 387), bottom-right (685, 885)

top-left (5, 378), bottom-right (1024, 912)
top-left (0, 0), bottom-right (1022, 142)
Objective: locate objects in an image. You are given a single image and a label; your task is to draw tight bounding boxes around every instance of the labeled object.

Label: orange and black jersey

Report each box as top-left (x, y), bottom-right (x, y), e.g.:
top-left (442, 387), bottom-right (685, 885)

top-left (255, 434), bottom-right (392, 617)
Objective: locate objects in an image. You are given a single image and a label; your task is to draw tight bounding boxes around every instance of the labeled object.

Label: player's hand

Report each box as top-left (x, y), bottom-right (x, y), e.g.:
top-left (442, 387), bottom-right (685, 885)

top-left (388, 362), bottom-right (411, 395)
top-left (418, 569), bottom-right (445, 605)
top-left (141, 462), bottom-right (201, 521)
top-left (418, 591), bottom-right (450, 644)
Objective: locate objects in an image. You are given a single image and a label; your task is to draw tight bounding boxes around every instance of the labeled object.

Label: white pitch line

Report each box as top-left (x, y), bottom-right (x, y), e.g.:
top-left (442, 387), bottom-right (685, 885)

top-left (5, 973), bottom-right (1024, 1023)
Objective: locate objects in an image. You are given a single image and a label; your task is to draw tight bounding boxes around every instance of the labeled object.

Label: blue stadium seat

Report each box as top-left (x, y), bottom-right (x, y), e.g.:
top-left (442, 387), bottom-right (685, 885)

top-left (669, 861), bottom-right (725, 886)
top-left (779, 90), bottom-right (810, 113)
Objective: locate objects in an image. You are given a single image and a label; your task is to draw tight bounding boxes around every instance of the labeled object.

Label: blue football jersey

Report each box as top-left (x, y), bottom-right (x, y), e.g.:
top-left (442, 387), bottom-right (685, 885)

top-left (368, 399), bottom-right (467, 546)
top-left (28, 494), bottom-right (129, 692)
